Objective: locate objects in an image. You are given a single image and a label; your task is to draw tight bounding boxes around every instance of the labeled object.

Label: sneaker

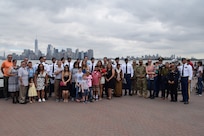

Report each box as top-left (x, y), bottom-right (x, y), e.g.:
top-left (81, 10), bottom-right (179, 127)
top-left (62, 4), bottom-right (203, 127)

top-left (38, 99), bottom-right (42, 103)
top-left (42, 98), bottom-right (46, 102)
top-left (55, 99), bottom-right (60, 102)
top-left (198, 94), bottom-right (202, 96)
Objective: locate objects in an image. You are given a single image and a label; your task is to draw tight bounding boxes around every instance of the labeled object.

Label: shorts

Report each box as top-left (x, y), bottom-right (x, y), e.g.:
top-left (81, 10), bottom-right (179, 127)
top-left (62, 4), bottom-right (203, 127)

top-left (83, 89), bottom-right (89, 96)
top-left (92, 85), bottom-right (99, 91)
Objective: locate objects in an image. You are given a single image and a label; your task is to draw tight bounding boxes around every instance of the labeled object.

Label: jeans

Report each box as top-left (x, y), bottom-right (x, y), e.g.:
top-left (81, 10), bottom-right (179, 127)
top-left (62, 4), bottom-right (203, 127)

top-left (154, 76), bottom-right (159, 97)
top-left (75, 85), bottom-right (80, 99)
top-left (147, 79), bottom-right (154, 97)
top-left (88, 87), bottom-right (93, 100)
top-left (198, 77), bottom-right (203, 95)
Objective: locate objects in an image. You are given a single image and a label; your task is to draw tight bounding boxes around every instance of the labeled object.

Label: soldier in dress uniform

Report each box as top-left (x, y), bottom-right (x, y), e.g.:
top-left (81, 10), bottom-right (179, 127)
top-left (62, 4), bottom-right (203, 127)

top-left (135, 59), bottom-right (147, 98)
top-left (48, 57), bottom-right (57, 97)
top-left (178, 58), bottom-right (193, 104)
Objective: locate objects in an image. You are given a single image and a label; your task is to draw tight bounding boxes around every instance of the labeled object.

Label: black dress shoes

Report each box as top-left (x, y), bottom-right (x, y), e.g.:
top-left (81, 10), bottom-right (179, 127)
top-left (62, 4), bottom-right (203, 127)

top-left (184, 101), bottom-right (189, 104)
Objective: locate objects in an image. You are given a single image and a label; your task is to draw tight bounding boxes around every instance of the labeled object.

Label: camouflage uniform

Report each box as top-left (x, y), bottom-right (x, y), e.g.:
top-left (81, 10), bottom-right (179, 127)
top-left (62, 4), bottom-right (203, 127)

top-left (131, 63), bottom-right (137, 95)
top-left (135, 62), bottom-right (147, 98)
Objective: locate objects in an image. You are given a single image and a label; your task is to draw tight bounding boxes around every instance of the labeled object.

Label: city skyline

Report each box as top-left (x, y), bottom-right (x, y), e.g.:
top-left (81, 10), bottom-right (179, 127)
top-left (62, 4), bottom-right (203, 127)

top-left (0, 38), bottom-right (198, 61)
top-left (0, 1), bottom-right (204, 59)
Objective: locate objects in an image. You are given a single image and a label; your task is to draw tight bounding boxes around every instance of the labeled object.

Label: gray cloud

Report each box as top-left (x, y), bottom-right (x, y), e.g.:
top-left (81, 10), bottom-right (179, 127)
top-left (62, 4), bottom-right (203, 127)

top-left (0, 0), bottom-right (203, 59)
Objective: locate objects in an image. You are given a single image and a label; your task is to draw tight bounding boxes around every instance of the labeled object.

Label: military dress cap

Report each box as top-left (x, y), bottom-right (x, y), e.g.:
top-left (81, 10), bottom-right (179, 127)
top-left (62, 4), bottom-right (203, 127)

top-left (139, 59), bottom-right (143, 62)
top-left (158, 57), bottom-right (164, 61)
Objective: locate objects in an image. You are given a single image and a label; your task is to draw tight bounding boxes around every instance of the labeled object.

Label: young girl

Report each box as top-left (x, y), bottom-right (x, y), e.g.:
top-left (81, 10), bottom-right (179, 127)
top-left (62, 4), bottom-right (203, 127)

top-left (28, 77), bottom-right (37, 103)
top-left (92, 66), bottom-right (101, 101)
top-left (75, 67), bottom-right (84, 102)
top-left (86, 71), bottom-right (93, 102)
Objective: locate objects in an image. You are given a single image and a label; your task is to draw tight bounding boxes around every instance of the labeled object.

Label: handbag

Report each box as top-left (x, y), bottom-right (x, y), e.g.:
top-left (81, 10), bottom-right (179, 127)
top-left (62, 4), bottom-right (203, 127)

top-left (60, 81), bottom-right (66, 86)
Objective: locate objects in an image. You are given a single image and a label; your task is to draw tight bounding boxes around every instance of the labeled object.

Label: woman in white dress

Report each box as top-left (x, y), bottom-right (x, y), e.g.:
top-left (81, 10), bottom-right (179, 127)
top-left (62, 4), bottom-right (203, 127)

top-left (34, 64), bottom-right (48, 102)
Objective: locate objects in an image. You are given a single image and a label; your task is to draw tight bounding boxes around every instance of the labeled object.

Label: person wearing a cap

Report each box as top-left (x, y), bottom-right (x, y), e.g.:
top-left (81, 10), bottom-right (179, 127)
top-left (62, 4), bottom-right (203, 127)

top-left (178, 58), bottom-right (193, 104)
top-left (155, 57), bottom-right (164, 97)
top-left (135, 59), bottom-right (147, 98)
top-left (160, 62), bottom-right (170, 99)
top-left (121, 58), bottom-right (133, 96)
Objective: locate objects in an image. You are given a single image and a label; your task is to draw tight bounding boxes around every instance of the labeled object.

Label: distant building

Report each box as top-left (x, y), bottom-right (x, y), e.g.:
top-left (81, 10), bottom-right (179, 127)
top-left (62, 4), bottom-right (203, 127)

top-left (35, 39), bottom-right (38, 56)
top-left (79, 51), bottom-right (84, 60)
top-left (87, 49), bottom-right (93, 59)
top-left (67, 48), bottom-right (72, 58)
top-left (46, 44), bottom-right (54, 59)
top-left (75, 49), bottom-right (79, 59)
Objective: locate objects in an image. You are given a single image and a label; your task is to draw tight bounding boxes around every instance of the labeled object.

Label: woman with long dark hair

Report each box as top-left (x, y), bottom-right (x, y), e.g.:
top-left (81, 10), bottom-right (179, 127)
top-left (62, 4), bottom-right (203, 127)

top-left (105, 63), bottom-right (115, 100)
top-left (34, 64), bottom-right (48, 102)
top-left (61, 65), bottom-right (72, 102)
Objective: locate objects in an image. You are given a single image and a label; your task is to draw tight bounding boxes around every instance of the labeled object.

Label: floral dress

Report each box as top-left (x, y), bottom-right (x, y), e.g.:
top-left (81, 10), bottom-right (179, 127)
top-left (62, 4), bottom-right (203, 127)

top-left (36, 71), bottom-right (46, 91)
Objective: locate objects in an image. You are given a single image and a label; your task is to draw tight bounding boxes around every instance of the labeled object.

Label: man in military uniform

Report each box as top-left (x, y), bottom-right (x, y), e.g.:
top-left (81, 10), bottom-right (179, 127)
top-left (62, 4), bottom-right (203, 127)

top-left (155, 57), bottom-right (164, 97)
top-left (131, 60), bottom-right (137, 95)
top-left (135, 59), bottom-right (147, 98)
top-left (161, 62), bottom-right (170, 99)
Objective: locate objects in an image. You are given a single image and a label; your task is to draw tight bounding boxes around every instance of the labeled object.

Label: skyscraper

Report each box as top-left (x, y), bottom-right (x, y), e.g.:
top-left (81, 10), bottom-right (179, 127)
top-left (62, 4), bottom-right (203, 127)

top-left (47, 44), bottom-right (54, 55)
top-left (87, 49), bottom-right (94, 59)
top-left (75, 49), bottom-right (79, 59)
top-left (35, 39), bottom-right (38, 56)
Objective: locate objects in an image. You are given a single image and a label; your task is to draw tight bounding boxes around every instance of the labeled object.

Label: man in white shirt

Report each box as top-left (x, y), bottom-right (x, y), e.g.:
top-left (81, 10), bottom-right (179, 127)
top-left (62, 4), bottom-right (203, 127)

top-left (89, 57), bottom-right (95, 73)
top-left (34, 56), bottom-right (50, 74)
top-left (121, 58), bottom-right (134, 96)
top-left (178, 58), bottom-right (193, 104)
top-left (49, 57), bottom-right (57, 97)
top-left (64, 57), bottom-right (73, 71)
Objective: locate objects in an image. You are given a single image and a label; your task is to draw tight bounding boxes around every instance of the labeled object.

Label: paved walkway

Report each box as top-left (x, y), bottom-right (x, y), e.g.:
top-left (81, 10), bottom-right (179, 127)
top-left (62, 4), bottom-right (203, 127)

top-left (0, 82), bottom-right (204, 136)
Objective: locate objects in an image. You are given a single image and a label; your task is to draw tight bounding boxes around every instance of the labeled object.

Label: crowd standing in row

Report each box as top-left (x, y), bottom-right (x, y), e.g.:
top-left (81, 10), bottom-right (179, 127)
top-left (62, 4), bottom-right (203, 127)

top-left (1, 54), bottom-right (203, 105)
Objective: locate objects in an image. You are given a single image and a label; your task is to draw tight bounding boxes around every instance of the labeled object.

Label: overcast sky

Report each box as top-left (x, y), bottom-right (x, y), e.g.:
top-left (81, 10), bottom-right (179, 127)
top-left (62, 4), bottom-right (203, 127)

top-left (0, 0), bottom-right (204, 59)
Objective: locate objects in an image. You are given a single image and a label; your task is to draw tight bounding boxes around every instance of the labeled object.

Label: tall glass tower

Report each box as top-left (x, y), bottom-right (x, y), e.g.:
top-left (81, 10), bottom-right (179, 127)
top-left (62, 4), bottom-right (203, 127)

top-left (35, 39), bottom-right (38, 56)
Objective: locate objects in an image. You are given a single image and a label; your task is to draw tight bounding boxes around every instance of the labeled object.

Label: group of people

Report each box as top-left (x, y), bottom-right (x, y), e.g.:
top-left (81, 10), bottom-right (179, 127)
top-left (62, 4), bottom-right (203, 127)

top-left (1, 54), bottom-right (203, 105)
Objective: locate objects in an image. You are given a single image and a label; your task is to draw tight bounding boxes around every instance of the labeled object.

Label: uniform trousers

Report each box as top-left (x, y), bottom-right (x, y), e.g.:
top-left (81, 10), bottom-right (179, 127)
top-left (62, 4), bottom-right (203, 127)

top-left (124, 74), bottom-right (132, 95)
top-left (181, 77), bottom-right (189, 102)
